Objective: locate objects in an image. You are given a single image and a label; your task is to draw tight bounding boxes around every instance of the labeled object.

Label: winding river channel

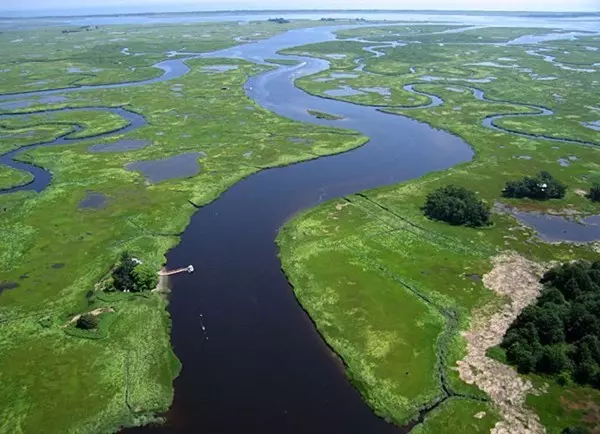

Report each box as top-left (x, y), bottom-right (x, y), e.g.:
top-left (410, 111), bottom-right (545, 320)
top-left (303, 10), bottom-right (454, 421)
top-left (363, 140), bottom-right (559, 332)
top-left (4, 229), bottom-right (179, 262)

top-left (0, 21), bottom-right (597, 433)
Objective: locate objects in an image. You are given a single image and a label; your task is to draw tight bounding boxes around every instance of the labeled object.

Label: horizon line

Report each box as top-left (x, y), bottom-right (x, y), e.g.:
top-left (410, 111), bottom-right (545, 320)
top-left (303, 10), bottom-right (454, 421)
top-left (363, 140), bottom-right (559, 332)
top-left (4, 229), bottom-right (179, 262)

top-left (1, 8), bottom-right (598, 20)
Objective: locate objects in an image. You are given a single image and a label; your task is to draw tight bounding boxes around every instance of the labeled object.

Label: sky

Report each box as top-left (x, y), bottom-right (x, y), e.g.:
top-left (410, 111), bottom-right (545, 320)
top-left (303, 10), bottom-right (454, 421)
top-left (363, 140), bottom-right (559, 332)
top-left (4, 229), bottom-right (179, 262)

top-left (3, 0), bottom-right (599, 13)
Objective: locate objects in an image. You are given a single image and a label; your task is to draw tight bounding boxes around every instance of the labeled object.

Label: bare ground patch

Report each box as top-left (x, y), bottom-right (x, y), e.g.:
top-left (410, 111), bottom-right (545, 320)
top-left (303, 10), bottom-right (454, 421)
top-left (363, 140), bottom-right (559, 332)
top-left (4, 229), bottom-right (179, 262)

top-left (65, 307), bottom-right (114, 327)
top-left (457, 252), bottom-right (546, 434)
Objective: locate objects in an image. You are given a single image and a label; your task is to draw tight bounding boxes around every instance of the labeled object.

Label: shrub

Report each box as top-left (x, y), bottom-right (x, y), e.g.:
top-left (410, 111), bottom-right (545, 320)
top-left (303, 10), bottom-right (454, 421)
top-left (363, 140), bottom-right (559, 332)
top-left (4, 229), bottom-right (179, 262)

top-left (423, 185), bottom-right (490, 227)
top-left (38, 316), bottom-right (52, 328)
top-left (562, 428), bottom-right (589, 434)
top-left (589, 183), bottom-right (600, 202)
top-left (503, 171), bottom-right (566, 200)
top-left (76, 314), bottom-right (99, 330)
top-left (132, 263), bottom-right (159, 292)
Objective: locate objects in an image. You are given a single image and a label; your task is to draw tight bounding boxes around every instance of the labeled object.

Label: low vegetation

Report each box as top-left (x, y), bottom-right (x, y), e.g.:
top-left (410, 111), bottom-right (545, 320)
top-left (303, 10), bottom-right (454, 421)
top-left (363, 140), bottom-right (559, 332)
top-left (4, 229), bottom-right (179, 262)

top-left (503, 171), bottom-right (567, 200)
top-left (307, 109), bottom-right (344, 120)
top-left (423, 185), bottom-right (490, 227)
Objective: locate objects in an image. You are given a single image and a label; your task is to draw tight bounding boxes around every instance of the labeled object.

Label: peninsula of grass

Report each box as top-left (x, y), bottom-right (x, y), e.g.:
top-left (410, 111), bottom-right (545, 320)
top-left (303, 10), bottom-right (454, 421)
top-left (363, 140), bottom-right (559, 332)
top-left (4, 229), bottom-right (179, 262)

top-left (307, 109), bottom-right (344, 120)
top-left (265, 58), bottom-right (301, 65)
top-left (278, 24), bottom-right (600, 432)
top-left (0, 164), bottom-right (33, 190)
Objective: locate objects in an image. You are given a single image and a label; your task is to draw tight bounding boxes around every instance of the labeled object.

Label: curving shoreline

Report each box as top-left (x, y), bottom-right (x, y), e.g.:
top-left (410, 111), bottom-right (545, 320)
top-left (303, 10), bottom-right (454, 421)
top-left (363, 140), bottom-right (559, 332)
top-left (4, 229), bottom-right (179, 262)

top-left (0, 107), bottom-right (145, 193)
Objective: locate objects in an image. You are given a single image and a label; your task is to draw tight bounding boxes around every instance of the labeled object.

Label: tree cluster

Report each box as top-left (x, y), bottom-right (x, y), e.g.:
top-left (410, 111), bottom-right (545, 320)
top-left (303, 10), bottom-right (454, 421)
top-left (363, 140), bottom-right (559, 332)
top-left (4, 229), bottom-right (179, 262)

top-left (267, 18), bottom-right (290, 24)
top-left (501, 260), bottom-right (600, 388)
top-left (110, 251), bottom-right (158, 292)
top-left (503, 171), bottom-right (566, 200)
top-left (423, 185), bottom-right (491, 227)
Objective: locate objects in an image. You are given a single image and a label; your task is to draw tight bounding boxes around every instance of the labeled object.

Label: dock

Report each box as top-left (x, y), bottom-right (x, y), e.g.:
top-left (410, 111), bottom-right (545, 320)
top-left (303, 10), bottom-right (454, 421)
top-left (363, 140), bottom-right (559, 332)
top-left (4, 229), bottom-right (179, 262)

top-left (158, 265), bottom-right (194, 276)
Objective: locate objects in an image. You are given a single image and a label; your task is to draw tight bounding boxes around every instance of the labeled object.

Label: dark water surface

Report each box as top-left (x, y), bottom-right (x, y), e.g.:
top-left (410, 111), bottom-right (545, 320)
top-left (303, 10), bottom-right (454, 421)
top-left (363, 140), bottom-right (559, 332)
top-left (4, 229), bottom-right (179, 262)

top-left (78, 191), bottom-right (108, 209)
top-left (513, 211), bottom-right (600, 243)
top-left (125, 152), bottom-right (202, 183)
top-left (133, 26), bottom-right (472, 434)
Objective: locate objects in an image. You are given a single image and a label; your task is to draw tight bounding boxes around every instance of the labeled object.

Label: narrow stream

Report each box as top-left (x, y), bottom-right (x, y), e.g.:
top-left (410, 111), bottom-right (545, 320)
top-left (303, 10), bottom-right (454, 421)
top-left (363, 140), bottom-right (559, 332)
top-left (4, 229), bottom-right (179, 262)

top-left (0, 23), bottom-right (595, 433)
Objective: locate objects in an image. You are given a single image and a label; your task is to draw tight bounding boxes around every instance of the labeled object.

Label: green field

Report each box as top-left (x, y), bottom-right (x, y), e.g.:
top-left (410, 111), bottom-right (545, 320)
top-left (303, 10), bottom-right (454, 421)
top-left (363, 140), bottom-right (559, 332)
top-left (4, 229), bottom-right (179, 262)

top-left (279, 24), bottom-right (600, 433)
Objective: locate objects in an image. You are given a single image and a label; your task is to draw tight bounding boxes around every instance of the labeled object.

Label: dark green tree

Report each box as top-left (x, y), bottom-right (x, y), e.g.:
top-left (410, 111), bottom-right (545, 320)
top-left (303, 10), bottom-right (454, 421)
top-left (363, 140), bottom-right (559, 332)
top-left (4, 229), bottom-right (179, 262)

top-left (562, 427), bottom-right (589, 434)
top-left (537, 287), bottom-right (566, 306)
top-left (501, 259), bottom-right (600, 389)
top-left (536, 345), bottom-right (570, 374)
top-left (588, 183), bottom-right (600, 202)
top-left (507, 342), bottom-right (539, 374)
top-left (423, 185), bottom-right (490, 227)
top-left (111, 251), bottom-right (136, 292)
top-left (535, 308), bottom-right (565, 345)
top-left (503, 171), bottom-right (566, 200)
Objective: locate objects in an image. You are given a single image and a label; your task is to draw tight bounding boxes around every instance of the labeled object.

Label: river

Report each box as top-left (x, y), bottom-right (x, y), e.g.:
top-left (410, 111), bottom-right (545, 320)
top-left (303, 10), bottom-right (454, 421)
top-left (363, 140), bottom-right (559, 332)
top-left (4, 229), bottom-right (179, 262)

top-left (0, 18), bottom-right (596, 434)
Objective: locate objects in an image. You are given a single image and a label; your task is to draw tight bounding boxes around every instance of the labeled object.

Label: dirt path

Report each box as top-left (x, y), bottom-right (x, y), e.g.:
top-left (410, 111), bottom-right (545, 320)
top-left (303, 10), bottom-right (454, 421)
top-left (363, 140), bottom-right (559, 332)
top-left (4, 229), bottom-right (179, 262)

top-left (65, 307), bottom-right (114, 327)
top-left (457, 253), bottom-right (546, 434)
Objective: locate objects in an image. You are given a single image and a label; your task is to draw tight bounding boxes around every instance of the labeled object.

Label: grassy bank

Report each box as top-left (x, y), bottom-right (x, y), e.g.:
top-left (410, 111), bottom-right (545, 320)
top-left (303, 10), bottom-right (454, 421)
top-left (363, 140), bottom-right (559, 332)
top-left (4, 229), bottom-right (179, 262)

top-left (279, 25), bottom-right (600, 431)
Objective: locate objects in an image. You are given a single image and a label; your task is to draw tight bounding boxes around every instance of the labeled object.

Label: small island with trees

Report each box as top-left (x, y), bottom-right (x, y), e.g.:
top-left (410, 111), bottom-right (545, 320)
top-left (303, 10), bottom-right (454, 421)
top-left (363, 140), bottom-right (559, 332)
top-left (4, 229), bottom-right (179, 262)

top-left (503, 171), bottom-right (567, 200)
top-left (104, 251), bottom-right (158, 293)
top-left (267, 18), bottom-right (290, 24)
top-left (423, 184), bottom-right (491, 227)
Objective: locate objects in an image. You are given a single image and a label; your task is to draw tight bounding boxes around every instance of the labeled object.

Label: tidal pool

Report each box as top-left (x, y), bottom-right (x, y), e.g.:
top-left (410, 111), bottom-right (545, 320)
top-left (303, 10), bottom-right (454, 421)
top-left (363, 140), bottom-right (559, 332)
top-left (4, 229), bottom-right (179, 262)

top-left (583, 121), bottom-right (600, 132)
top-left (324, 85), bottom-right (364, 97)
top-left (330, 73), bottom-right (359, 79)
top-left (359, 87), bottom-right (391, 96)
top-left (88, 139), bottom-right (150, 153)
top-left (0, 281), bottom-right (19, 295)
top-left (420, 75), bottom-right (496, 83)
top-left (79, 191), bottom-right (108, 209)
top-left (125, 152), bottom-right (201, 183)
top-left (514, 211), bottom-right (600, 243)
top-left (201, 65), bottom-right (239, 73)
